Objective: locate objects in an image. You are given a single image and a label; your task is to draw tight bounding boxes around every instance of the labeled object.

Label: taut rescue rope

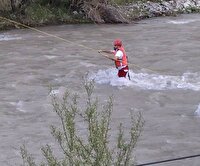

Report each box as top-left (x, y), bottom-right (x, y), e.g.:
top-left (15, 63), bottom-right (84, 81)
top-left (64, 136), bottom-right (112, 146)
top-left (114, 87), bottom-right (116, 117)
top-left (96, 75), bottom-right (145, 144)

top-left (0, 16), bottom-right (158, 73)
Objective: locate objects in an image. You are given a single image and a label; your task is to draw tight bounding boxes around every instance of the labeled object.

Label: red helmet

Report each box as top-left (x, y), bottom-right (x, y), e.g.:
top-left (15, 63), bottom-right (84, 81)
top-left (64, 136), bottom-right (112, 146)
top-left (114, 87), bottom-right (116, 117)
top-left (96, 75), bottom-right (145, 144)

top-left (113, 39), bottom-right (122, 47)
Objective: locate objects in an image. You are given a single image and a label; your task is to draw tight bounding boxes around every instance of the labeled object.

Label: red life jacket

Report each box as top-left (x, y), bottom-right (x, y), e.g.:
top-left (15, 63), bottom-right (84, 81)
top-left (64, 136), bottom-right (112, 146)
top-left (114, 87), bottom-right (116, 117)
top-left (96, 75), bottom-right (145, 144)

top-left (114, 46), bottom-right (128, 69)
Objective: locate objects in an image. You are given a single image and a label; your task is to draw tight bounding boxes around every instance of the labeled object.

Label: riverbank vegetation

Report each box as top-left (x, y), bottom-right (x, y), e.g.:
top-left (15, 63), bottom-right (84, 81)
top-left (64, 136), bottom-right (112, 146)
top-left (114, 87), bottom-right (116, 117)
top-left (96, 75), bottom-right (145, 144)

top-left (21, 80), bottom-right (144, 165)
top-left (0, 0), bottom-right (200, 30)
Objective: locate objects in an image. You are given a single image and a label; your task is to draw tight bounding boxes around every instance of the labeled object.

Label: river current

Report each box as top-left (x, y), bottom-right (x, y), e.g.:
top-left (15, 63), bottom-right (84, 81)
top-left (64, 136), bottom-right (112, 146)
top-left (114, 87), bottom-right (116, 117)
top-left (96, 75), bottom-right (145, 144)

top-left (0, 14), bottom-right (200, 165)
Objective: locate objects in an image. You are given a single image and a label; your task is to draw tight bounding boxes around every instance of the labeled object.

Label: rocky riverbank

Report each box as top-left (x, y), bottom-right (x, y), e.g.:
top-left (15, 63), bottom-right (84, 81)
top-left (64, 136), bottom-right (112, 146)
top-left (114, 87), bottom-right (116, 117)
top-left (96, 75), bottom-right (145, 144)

top-left (96, 0), bottom-right (200, 23)
top-left (123, 0), bottom-right (200, 21)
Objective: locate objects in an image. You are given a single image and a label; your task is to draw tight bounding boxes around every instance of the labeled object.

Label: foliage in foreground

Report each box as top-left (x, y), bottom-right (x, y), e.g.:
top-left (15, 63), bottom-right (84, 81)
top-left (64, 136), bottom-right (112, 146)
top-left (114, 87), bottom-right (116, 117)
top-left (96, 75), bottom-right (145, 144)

top-left (21, 80), bottom-right (144, 166)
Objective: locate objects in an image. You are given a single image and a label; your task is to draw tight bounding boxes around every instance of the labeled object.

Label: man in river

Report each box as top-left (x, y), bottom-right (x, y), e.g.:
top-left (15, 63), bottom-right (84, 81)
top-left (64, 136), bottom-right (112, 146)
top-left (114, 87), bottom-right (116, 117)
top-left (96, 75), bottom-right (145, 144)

top-left (98, 39), bottom-right (130, 80)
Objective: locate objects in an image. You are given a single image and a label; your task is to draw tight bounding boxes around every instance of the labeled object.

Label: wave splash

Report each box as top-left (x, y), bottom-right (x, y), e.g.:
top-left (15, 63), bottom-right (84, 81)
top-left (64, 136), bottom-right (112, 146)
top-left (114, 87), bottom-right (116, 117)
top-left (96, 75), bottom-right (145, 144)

top-left (89, 68), bottom-right (200, 91)
top-left (195, 104), bottom-right (200, 117)
top-left (0, 34), bottom-right (22, 41)
top-left (167, 19), bottom-right (200, 24)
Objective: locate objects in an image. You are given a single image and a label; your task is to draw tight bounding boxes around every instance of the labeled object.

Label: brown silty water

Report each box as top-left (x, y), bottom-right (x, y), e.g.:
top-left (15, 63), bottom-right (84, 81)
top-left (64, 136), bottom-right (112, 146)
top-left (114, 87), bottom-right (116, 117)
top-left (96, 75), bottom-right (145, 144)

top-left (0, 14), bottom-right (200, 165)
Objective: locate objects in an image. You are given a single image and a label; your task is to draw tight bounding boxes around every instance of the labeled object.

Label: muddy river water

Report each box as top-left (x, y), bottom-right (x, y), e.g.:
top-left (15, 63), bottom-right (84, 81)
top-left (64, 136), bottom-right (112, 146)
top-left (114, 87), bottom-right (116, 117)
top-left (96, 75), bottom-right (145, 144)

top-left (0, 14), bottom-right (200, 165)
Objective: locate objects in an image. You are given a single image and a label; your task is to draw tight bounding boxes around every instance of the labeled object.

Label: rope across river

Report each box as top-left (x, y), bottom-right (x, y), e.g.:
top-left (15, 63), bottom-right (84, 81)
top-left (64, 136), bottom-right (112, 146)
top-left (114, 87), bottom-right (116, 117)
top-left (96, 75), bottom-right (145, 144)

top-left (0, 16), bottom-right (158, 74)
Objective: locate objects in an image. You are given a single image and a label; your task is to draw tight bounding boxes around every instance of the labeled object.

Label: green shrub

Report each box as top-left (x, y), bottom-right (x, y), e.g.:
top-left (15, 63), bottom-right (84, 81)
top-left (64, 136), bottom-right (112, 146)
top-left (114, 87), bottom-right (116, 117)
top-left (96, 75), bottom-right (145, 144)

top-left (21, 80), bottom-right (144, 166)
top-left (24, 3), bottom-right (72, 24)
top-left (34, 0), bottom-right (70, 7)
top-left (25, 3), bottom-right (55, 23)
top-left (111, 0), bottom-right (134, 5)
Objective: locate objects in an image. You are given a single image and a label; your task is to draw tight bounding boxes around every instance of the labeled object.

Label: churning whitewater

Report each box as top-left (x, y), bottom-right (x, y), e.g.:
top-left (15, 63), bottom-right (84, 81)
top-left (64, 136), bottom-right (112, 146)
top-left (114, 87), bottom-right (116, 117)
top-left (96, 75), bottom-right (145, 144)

top-left (167, 19), bottom-right (200, 24)
top-left (0, 34), bottom-right (22, 41)
top-left (89, 68), bottom-right (200, 91)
